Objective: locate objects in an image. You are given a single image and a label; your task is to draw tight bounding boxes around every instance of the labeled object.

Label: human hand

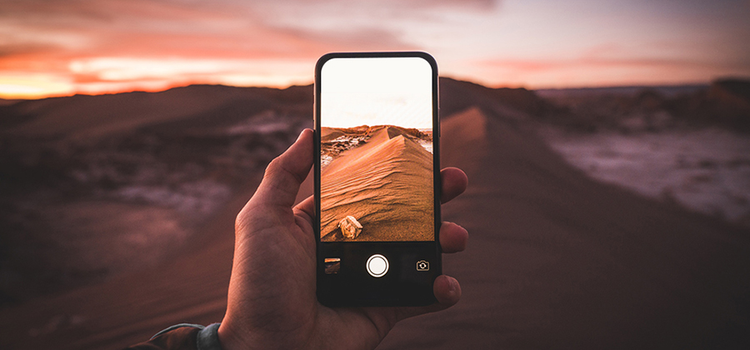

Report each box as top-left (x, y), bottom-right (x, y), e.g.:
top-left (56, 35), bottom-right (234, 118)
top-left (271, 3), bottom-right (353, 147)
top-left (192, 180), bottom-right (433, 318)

top-left (218, 129), bottom-right (469, 350)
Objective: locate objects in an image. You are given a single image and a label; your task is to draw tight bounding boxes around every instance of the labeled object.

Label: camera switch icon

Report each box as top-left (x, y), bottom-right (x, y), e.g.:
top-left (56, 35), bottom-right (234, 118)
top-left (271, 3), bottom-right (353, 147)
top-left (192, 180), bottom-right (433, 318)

top-left (416, 260), bottom-right (430, 271)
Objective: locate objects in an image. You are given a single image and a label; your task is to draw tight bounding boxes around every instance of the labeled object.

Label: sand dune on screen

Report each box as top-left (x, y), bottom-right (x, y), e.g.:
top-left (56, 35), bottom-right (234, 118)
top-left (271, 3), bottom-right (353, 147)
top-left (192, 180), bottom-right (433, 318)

top-left (320, 125), bottom-right (433, 241)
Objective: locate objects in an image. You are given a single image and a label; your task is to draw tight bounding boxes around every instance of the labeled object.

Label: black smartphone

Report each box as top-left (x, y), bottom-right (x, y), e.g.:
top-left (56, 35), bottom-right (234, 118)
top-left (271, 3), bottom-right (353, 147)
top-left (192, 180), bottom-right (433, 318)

top-left (314, 52), bottom-right (441, 307)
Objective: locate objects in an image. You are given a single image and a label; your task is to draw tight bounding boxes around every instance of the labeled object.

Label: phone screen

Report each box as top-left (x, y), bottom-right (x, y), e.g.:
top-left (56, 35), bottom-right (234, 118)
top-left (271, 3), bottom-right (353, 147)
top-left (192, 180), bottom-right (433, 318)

top-left (315, 52), bottom-right (440, 306)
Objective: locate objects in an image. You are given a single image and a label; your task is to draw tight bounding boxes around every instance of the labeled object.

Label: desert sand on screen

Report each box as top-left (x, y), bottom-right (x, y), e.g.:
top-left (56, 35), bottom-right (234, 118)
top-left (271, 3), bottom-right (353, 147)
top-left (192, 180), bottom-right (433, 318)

top-left (320, 125), bottom-right (433, 242)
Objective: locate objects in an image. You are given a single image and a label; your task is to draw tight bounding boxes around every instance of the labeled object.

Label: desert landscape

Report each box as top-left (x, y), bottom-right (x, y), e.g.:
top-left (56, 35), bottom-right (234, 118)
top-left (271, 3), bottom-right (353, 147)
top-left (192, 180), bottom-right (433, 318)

top-left (320, 125), bottom-right (433, 241)
top-left (1, 78), bottom-right (749, 349)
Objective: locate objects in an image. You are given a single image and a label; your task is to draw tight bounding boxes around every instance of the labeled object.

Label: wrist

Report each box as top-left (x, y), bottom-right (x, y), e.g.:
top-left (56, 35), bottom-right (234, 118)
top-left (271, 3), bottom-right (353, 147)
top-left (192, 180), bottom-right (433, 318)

top-left (217, 321), bottom-right (252, 350)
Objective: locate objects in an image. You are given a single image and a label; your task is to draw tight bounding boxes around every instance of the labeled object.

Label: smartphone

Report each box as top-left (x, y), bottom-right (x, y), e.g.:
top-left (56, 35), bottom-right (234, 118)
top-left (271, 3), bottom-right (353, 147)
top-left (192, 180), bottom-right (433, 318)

top-left (314, 52), bottom-right (441, 307)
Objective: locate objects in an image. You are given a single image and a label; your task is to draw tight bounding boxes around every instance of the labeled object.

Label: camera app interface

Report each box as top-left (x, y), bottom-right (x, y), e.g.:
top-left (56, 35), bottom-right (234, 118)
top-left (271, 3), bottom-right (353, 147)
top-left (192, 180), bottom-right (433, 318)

top-left (320, 57), bottom-right (434, 242)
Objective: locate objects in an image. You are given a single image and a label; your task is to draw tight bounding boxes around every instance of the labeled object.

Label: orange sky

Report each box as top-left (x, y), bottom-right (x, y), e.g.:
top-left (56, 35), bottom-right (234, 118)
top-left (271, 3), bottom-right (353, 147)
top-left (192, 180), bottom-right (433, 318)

top-left (1, 0), bottom-right (749, 99)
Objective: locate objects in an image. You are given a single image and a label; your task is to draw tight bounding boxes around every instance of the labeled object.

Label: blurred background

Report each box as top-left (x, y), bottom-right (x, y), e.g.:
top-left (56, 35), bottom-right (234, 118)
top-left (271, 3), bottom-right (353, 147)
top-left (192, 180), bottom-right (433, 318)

top-left (1, 1), bottom-right (749, 349)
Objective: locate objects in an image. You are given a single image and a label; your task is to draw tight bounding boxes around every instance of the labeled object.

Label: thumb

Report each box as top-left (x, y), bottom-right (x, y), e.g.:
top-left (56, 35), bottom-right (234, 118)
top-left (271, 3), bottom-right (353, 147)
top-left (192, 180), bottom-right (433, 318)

top-left (251, 129), bottom-right (314, 209)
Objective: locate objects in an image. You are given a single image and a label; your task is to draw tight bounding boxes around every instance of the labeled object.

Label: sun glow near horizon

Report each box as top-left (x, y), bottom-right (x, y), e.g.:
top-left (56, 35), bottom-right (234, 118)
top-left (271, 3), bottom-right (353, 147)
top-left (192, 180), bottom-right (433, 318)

top-left (1, 0), bottom-right (749, 99)
top-left (0, 57), bottom-right (314, 99)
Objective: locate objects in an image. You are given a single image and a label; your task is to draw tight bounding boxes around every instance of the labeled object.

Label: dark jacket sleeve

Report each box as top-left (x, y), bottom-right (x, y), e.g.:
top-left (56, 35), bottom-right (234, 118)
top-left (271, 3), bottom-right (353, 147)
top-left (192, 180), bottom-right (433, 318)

top-left (124, 323), bottom-right (222, 350)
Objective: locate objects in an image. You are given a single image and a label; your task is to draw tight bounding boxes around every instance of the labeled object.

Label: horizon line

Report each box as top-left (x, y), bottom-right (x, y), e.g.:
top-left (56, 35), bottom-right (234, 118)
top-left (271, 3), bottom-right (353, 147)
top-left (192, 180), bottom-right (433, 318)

top-left (2, 75), bottom-right (745, 101)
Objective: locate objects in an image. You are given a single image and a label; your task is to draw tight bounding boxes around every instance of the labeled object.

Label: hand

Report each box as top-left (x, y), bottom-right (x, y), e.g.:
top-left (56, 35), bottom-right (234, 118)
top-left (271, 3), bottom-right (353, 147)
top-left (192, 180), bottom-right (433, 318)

top-left (218, 129), bottom-right (469, 350)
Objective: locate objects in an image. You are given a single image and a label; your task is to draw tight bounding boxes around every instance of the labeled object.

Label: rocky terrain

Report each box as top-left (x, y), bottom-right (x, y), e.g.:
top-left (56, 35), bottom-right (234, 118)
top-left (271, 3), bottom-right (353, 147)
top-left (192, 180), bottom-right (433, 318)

top-left (0, 85), bottom-right (311, 306)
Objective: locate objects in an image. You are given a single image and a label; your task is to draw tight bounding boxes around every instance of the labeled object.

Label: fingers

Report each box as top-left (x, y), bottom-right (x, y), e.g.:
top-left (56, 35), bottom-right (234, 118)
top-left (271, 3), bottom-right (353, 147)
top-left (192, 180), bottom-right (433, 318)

top-left (433, 275), bottom-right (461, 306)
top-left (252, 129), bottom-right (314, 209)
top-left (293, 195), bottom-right (315, 224)
top-left (391, 275), bottom-right (462, 322)
top-left (439, 221), bottom-right (468, 253)
top-left (441, 167), bottom-right (468, 204)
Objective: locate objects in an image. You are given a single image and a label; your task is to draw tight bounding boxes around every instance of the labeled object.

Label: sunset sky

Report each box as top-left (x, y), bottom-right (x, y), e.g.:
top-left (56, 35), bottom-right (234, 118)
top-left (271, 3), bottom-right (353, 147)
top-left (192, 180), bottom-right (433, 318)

top-left (1, 0), bottom-right (749, 99)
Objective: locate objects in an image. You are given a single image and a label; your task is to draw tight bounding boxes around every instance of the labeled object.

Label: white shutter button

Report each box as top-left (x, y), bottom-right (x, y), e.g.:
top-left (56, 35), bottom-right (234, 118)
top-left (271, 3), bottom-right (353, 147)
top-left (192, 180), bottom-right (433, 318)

top-left (366, 254), bottom-right (389, 278)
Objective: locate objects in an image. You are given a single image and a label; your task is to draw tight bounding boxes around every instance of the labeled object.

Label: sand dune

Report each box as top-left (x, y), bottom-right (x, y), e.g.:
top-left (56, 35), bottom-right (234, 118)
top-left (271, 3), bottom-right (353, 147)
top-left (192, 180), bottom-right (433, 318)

top-left (1, 87), bottom-right (749, 349)
top-left (321, 126), bottom-right (433, 241)
top-left (379, 107), bottom-right (750, 349)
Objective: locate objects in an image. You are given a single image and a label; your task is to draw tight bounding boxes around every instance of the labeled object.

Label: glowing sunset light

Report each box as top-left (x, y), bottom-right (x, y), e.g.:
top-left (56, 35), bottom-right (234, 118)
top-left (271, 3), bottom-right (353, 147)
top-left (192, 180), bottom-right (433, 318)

top-left (68, 57), bottom-right (311, 87)
top-left (0, 75), bottom-right (74, 99)
top-left (1, 0), bottom-right (748, 99)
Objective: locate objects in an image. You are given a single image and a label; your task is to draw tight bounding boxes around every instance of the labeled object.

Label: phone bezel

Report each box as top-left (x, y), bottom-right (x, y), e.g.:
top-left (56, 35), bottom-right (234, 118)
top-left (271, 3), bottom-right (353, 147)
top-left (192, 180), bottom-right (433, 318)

top-left (314, 51), bottom-right (441, 307)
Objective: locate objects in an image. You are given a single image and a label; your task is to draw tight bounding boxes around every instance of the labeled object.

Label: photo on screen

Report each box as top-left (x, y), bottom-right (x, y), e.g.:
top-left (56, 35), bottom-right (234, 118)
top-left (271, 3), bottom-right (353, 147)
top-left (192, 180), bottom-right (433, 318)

top-left (319, 57), bottom-right (434, 242)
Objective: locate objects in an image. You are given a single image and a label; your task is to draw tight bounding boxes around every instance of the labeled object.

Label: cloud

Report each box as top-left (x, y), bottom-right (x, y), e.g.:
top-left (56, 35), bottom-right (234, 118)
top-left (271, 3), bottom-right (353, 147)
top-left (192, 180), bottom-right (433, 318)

top-left (479, 57), bottom-right (720, 72)
top-left (1, 0), bottom-right (454, 62)
top-left (246, 0), bottom-right (498, 11)
top-left (2, 0), bottom-right (494, 97)
top-left (2, 0), bottom-right (747, 97)
top-left (471, 54), bottom-right (750, 88)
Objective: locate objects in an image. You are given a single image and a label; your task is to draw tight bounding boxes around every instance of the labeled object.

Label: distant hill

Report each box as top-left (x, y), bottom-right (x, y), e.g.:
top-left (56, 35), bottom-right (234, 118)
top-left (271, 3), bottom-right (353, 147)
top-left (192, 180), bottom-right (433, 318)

top-left (0, 84), bottom-right (312, 140)
top-left (4, 77), bottom-right (748, 138)
top-left (536, 84), bottom-right (708, 98)
top-left (672, 78), bottom-right (750, 129)
top-left (535, 78), bottom-right (750, 132)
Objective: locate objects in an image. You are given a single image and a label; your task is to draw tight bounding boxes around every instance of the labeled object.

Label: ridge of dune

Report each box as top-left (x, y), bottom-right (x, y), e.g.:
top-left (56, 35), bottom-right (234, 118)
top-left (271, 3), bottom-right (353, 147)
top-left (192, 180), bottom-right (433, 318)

top-left (438, 77), bottom-right (556, 119)
top-left (321, 127), bottom-right (433, 241)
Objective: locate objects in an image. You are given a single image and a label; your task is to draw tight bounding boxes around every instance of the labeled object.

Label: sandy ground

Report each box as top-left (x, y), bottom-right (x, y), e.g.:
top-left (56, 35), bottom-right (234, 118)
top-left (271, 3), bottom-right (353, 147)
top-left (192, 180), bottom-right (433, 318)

top-left (2, 107), bottom-right (749, 349)
top-left (320, 126), bottom-right (433, 241)
top-left (0, 200), bottom-right (188, 303)
top-left (381, 108), bottom-right (750, 348)
top-left (0, 179), bottom-right (260, 350)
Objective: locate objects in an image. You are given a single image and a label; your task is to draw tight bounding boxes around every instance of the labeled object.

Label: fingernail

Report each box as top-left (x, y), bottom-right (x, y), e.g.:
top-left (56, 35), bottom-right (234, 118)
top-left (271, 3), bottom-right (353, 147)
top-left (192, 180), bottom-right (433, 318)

top-left (448, 277), bottom-right (458, 296)
top-left (296, 129), bottom-right (307, 142)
